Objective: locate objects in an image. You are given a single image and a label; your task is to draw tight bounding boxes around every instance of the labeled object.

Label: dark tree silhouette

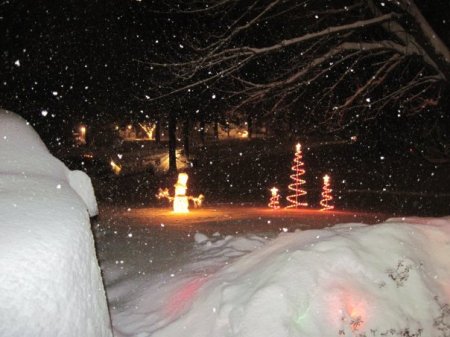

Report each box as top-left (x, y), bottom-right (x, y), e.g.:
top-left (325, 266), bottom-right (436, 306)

top-left (147, 0), bottom-right (450, 163)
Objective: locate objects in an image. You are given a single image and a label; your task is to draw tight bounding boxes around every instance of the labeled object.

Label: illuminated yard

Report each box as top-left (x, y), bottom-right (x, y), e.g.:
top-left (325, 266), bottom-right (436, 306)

top-left (94, 204), bottom-right (450, 337)
top-left (110, 206), bottom-right (384, 234)
top-left (2, 1), bottom-right (450, 336)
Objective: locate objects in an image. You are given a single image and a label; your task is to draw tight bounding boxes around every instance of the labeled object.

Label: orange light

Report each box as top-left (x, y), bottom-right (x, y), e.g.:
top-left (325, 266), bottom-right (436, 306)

top-left (173, 173), bottom-right (189, 213)
top-left (320, 174), bottom-right (334, 211)
top-left (327, 289), bottom-right (367, 332)
top-left (268, 187), bottom-right (280, 209)
top-left (156, 173), bottom-right (204, 212)
top-left (270, 187), bottom-right (279, 196)
top-left (77, 125), bottom-right (87, 144)
top-left (344, 295), bottom-right (366, 331)
top-left (110, 160), bottom-right (122, 175)
top-left (139, 123), bottom-right (156, 140)
top-left (286, 143), bottom-right (308, 208)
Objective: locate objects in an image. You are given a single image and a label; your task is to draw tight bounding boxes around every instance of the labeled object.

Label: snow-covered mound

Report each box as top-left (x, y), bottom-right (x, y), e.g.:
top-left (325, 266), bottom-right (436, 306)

top-left (114, 217), bottom-right (450, 337)
top-left (0, 110), bottom-right (111, 337)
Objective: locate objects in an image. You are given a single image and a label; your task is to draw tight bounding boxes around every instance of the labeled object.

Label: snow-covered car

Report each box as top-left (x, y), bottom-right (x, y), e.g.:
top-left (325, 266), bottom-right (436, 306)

top-left (0, 110), bottom-right (112, 337)
top-left (63, 151), bottom-right (114, 178)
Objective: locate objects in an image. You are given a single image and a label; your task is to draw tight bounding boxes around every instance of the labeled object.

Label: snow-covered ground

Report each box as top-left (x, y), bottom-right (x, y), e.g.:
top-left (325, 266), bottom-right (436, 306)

top-left (0, 110), bottom-right (112, 337)
top-left (96, 206), bottom-right (450, 337)
top-left (2, 109), bottom-right (449, 337)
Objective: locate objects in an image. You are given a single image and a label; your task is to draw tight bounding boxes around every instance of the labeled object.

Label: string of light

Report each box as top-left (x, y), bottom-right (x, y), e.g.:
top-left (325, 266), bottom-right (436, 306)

top-left (286, 143), bottom-right (308, 208)
top-left (320, 174), bottom-right (334, 211)
top-left (268, 187), bottom-right (280, 209)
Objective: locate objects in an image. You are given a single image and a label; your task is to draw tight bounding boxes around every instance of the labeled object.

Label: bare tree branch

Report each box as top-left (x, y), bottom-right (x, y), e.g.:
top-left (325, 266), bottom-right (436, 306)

top-left (397, 0), bottom-right (450, 63)
top-left (144, 0), bottom-right (449, 163)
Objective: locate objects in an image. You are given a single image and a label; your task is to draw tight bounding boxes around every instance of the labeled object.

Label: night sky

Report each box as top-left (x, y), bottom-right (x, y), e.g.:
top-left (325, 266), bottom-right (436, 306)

top-left (1, 0), bottom-right (449, 146)
top-left (2, 1), bottom-right (160, 120)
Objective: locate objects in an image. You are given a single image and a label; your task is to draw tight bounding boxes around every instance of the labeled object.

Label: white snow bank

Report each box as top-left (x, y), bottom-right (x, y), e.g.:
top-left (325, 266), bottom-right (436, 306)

top-left (0, 109), bottom-right (98, 215)
top-left (113, 217), bottom-right (450, 337)
top-left (0, 109), bottom-right (111, 337)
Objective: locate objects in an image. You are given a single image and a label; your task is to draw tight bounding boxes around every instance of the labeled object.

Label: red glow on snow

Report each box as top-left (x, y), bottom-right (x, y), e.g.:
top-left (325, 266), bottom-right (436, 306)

top-left (343, 292), bottom-right (367, 331)
top-left (441, 283), bottom-right (450, 302)
top-left (345, 300), bottom-right (366, 330)
top-left (327, 289), bottom-right (368, 332)
top-left (165, 276), bottom-right (208, 317)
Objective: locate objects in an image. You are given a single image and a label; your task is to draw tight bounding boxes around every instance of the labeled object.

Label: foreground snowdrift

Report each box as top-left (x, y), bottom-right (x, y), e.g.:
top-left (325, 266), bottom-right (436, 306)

top-left (0, 110), bottom-right (111, 337)
top-left (113, 217), bottom-right (450, 337)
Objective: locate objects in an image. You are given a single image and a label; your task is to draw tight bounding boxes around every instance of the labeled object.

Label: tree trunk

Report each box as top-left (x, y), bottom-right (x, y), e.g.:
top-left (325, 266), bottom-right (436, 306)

top-left (200, 118), bottom-right (206, 146)
top-left (247, 115), bottom-right (253, 139)
top-left (168, 110), bottom-right (177, 173)
top-left (183, 118), bottom-right (190, 160)
top-left (214, 120), bottom-right (219, 140)
top-left (155, 115), bottom-right (161, 144)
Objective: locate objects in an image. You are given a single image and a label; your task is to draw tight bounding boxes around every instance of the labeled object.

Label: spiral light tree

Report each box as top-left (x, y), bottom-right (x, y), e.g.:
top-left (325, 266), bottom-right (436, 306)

top-left (268, 187), bottom-right (280, 209)
top-left (286, 143), bottom-right (308, 208)
top-left (320, 174), bottom-right (334, 211)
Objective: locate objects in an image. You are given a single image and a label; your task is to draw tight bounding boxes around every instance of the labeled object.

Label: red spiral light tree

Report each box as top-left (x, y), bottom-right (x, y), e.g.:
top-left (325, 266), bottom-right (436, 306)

top-left (286, 143), bottom-right (308, 208)
top-left (268, 187), bottom-right (280, 209)
top-left (320, 174), bottom-right (334, 211)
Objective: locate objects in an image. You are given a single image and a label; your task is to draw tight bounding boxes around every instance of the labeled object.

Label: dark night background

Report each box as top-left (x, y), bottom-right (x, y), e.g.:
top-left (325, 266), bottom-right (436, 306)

top-left (2, 0), bottom-right (167, 147)
top-left (2, 0), bottom-right (449, 147)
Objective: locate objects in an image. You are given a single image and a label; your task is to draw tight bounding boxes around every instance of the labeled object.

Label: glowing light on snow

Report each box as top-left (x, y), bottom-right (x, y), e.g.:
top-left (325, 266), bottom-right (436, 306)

top-left (165, 276), bottom-right (208, 316)
top-left (344, 293), bottom-right (367, 331)
top-left (295, 301), bottom-right (312, 324)
top-left (328, 290), bottom-right (368, 333)
top-left (286, 143), bottom-right (308, 208)
top-left (268, 187), bottom-right (280, 209)
top-left (157, 173), bottom-right (204, 213)
top-left (241, 130), bottom-right (249, 138)
top-left (110, 160), bottom-right (122, 175)
top-left (320, 175), bottom-right (334, 211)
